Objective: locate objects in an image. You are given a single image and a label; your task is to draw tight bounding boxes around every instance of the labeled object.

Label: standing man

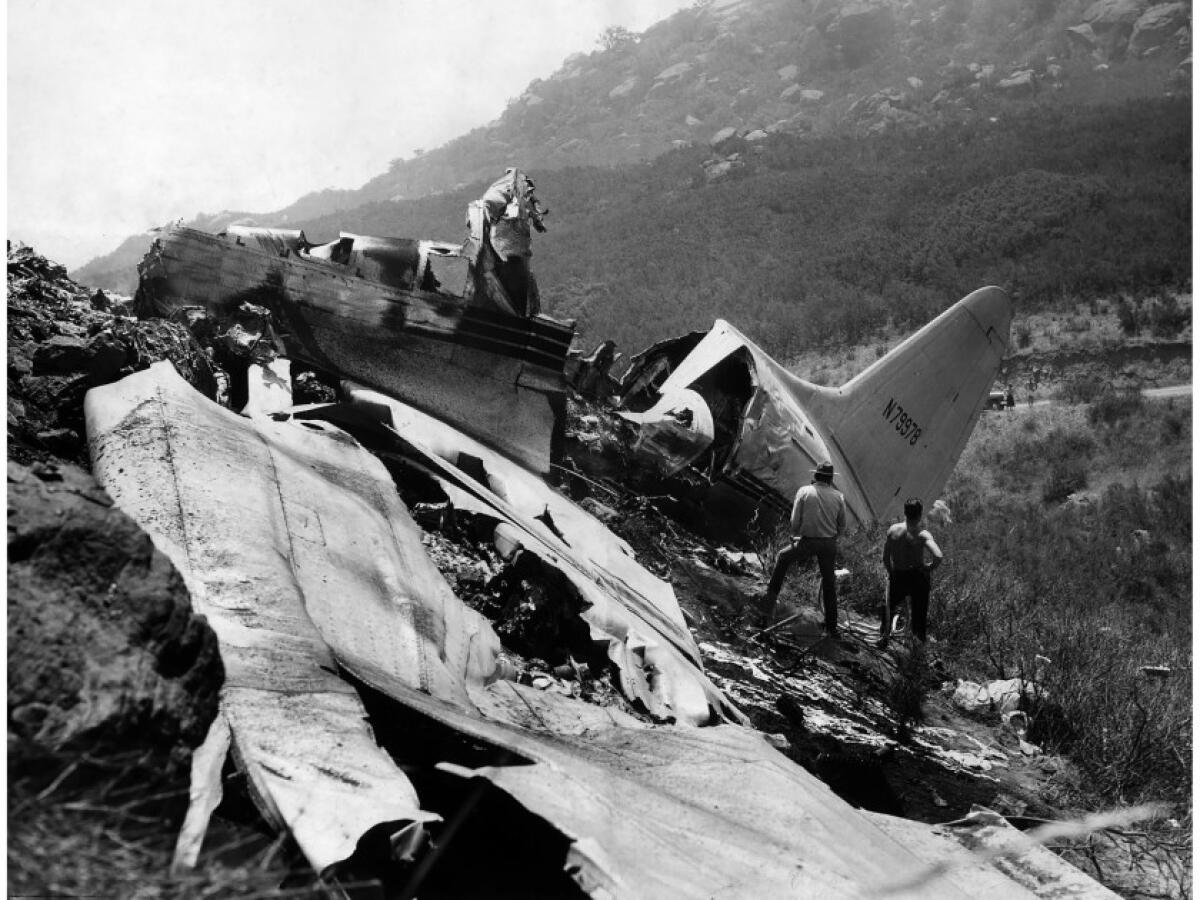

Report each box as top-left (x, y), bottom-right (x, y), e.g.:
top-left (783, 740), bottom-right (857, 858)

top-left (762, 461), bottom-right (846, 637)
top-left (877, 497), bottom-right (943, 650)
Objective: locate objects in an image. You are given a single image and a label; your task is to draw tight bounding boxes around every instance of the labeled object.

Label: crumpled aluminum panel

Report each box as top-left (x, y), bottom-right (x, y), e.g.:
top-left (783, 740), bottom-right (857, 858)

top-left (84, 362), bottom-right (485, 872)
top-left (343, 383), bottom-right (732, 726)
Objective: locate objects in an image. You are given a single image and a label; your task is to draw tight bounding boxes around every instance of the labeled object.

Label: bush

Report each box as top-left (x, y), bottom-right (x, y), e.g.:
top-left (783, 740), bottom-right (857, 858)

top-left (1088, 389), bottom-right (1145, 426)
top-left (1115, 297), bottom-right (1140, 335)
top-left (935, 470), bottom-right (1192, 806)
top-left (1057, 375), bottom-right (1108, 405)
top-left (1149, 293), bottom-right (1189, 338)
top-left (1042, 458), bottom-right (1088, 503)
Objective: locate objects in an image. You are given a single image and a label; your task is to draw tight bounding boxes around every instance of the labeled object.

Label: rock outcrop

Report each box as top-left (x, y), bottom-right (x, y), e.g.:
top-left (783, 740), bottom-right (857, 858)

top-left (8, 461), bottom-right (222, 758)
top-left (8, 243), bottom-right (217, 467)
top-left (1129, 2), bottom-right (1191, 56)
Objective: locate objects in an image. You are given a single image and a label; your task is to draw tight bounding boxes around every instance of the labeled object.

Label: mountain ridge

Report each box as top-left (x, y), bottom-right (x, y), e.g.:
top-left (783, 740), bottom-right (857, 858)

top-left (71, 0), bottom-right (1191, 315)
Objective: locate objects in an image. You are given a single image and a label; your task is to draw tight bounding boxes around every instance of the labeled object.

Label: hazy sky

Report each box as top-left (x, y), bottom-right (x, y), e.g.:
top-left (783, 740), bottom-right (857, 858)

top-left (8, 0), bottom-right (692, 269)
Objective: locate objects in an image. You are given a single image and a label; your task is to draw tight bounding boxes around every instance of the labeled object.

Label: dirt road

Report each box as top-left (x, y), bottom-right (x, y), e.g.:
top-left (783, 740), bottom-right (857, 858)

top-left (1010, 383), bottom-right (1191, 410)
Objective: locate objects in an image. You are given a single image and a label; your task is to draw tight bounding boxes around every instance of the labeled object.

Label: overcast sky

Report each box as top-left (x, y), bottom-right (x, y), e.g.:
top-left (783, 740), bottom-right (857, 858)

top-left (8, 0), bottom-right (692, 270)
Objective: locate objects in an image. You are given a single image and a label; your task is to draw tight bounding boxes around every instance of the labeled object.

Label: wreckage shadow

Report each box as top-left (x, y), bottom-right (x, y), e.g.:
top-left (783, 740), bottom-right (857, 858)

top-left (334, 676), bottom-right (587, 900)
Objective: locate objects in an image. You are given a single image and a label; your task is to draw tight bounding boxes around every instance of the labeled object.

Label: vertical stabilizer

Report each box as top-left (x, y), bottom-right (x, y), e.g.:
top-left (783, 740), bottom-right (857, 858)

top-left (795, 286), bottom-right (1012, 523)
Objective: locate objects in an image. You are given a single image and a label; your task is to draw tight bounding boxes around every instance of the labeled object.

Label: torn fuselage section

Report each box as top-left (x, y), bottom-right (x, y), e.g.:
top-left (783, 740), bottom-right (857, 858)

top-left (573, 323), bottom-right (830, 542)
top-left (133, 175), bottom-right (571, 473)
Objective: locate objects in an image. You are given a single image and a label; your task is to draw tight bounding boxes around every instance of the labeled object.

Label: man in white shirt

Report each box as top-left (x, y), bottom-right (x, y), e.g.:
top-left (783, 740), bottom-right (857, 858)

top-left (762, 461), bottom-right (846, 637)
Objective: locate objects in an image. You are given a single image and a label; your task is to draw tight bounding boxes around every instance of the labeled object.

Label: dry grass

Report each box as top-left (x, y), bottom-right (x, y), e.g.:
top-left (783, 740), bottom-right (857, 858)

top-left (7, 744), bottom-right (333, 900)
top-left (834, 390), bottom-right (1192, 897)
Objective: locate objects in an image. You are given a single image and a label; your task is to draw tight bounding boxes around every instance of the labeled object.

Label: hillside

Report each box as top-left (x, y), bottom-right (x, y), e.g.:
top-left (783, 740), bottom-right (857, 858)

top-left (75, 92), bottom-right (1191, 368)
top-left (72, 0), bottom-right (1191, 293)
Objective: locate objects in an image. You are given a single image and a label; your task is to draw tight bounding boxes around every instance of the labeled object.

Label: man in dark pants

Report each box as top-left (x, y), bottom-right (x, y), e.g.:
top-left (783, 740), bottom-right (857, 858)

top-left (762, 461), bottom-right (846, 637)
top-left (876, 497), bottom-right (943, 650)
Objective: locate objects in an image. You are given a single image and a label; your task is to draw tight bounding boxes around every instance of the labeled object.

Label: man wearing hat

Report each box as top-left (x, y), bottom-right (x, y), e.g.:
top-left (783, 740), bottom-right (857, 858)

top-left (762, 460), bottom-right (847, 637)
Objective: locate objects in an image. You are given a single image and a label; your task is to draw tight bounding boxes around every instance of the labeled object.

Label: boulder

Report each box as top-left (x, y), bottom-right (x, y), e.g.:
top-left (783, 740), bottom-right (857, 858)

top-left (32, 335), bottom-right (89, 374)
top-left (1083, 0), bottom-right (1153, 57)
top-left (951, 678), bottom-right (1038, 715)
top-left (1129, 2), bottom-right (1190, 55)
top-left (709, 126), bottom-right (738, 145)
top-left (609, 76), bottom-right (640, 99)
top-left (7, 462), bottom-right (222, 756)
top-left (997, 70), bottom-right (1038, 96)
top-left (685, 114), bottom-right (703, 126)
top-left (654, 62), bottom-right (693, 83)
top-left (1066, 22), bottom-right (1100, 52)
top-left (731, 87), bottom-right (757, 111)
top-left (744, 129), bottom-right (769, 142)
top-left (777, 63), bottom-right (799, 81)
top-left (1085, 0), bottom-right (1151, 29)
top-left (781, 83), bottom-right (804, 101)
top-left (825, 2), bottom-right (896, 68)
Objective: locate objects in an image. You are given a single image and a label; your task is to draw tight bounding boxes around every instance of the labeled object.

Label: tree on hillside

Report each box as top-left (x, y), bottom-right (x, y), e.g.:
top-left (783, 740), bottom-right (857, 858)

top-left (597, 25), bottom-right (639, 52)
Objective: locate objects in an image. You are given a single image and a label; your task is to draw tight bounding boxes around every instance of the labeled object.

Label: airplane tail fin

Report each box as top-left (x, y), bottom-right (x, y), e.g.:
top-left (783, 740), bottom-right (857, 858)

top-left (794, 286), bottom-right (1012, 523)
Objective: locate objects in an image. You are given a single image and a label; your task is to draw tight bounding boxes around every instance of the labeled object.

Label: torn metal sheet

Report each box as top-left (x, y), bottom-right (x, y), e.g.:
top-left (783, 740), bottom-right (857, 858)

top-left (85, 361), bottom-right (475, 873)
top-left (134, 219), bottom-right (573, 472)
top-left (865, 808), bottom-right (1121, 899)
top-left (339, 383), bottom-right (733, 726)
top-left (388, 681), bottom-right (976, 900)
top-left (172, 712), bottom-right (232, 872)
top-left (618, 287), bottom-right (1012, 527)
top-left (617, 387), bottom-right (715, 476)
top-left (345, 383), bottom-right (696, 656)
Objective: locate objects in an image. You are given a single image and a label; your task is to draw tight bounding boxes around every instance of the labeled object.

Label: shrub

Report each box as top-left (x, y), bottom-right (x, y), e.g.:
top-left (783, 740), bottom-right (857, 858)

top-left (1042, 458), bottom-right (1088, 503)
top-left (936, 471), bottom-right (1191, 806)
top-left (1057, 375), bottom-right (1109, 405)
top-left (1065, 316), bottom-right (1092, 333)
top-left (1115, 297), bottom-right (1140, 335)
top-left (1088, 389), bottom-right (1145, 426)
top-left (1149, 293), bottom-right (1189, 338)
top-left (1161, 409), bottom-right (1186, 443)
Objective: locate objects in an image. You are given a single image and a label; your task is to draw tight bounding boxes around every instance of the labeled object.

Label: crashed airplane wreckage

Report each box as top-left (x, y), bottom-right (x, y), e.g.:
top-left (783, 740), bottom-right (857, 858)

top-left (82, 172), bottom-right (1107, 896)
top-left (86, 363), bottom-right (1108, 899)
top-left (134, 203), bottom-right (1010, 535)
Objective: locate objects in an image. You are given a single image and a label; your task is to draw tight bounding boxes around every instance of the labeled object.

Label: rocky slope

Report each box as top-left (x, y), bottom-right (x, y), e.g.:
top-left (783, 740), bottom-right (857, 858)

top-left (70, 0), bottom-right (1191, 293)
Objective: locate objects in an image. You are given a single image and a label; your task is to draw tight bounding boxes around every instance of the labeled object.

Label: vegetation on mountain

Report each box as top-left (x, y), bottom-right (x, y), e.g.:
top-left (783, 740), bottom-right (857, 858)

top-left (268, 93), bottom-right (1187, 364)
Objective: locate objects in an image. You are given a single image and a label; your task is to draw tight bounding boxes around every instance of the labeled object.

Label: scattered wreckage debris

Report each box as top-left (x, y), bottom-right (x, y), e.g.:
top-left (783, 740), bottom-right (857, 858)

top-left (82, 359), bottom-right (1122, 898)
top-left (86, 361), bottom-right (985, 898)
